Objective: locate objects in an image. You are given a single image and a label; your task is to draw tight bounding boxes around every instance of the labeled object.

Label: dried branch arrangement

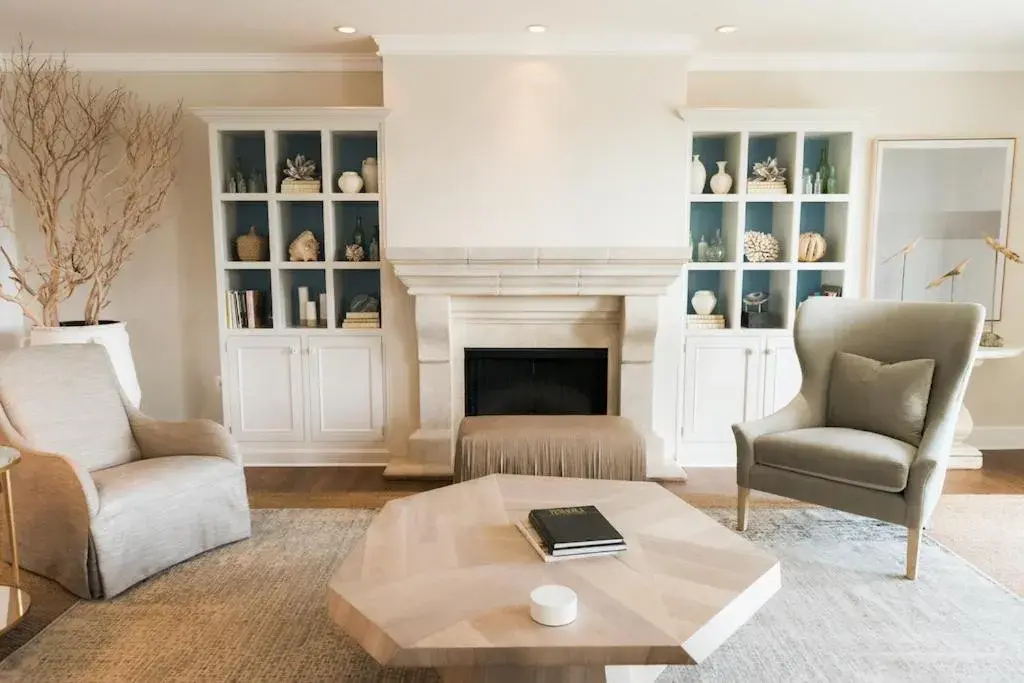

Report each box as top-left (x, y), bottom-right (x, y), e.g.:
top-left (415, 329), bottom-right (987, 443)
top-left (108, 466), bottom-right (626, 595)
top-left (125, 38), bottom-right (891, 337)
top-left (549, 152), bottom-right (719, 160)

top-left (0, 44), bottom-right (183, 326)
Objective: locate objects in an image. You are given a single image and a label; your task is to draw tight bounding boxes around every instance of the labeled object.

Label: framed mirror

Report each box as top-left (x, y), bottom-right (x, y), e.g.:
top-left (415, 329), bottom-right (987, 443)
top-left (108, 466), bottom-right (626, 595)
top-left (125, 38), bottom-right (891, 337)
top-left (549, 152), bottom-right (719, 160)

top-left (868, 138), bottom-right (1015, 319)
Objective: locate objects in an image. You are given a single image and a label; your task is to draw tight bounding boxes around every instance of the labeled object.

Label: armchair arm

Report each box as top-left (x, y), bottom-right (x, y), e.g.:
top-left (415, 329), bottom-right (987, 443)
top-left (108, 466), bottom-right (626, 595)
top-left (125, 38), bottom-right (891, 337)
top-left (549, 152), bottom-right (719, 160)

top-left (0, 408), bottom-right (99, 598)
top-left (732, 395), bottom-right (820, 487)
top-left (904, 418), bottom-right (957, 529)
top-left (126, 411), bottom-right (241, 463)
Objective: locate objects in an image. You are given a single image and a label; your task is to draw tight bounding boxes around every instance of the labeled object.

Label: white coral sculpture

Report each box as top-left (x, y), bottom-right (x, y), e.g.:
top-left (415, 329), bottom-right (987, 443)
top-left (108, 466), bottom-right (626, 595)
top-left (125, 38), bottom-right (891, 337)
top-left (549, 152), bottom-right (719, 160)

top-left (744, 231), bottom-right (781, 263)
top-left (284, 154), bottom-right (318, 180)
top-left (750, 157), bottom-right (787, 183)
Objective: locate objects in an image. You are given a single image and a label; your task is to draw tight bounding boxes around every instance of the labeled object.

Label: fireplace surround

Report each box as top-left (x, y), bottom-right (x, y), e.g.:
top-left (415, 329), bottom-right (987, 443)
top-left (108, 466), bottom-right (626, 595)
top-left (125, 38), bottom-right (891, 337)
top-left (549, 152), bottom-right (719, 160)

top-left (386, 247), bottom-right (689, 479)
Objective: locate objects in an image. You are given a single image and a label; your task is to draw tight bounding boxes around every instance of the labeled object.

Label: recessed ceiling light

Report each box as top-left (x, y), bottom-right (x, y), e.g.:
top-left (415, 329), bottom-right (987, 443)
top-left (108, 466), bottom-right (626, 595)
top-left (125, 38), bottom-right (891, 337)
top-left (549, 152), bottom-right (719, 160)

top-left (715, 25), bottom-right (738, 34)
top-left (335, 26), bottom-right (357, 34)
top-left (526, 24), bottom-right (547, 34)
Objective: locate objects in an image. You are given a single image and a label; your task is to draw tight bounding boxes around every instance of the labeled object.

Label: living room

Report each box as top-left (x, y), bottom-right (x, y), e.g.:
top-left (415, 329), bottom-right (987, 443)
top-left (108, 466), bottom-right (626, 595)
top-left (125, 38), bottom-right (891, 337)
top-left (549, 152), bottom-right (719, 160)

top-left (0, 1), bottom-right (1022, 681)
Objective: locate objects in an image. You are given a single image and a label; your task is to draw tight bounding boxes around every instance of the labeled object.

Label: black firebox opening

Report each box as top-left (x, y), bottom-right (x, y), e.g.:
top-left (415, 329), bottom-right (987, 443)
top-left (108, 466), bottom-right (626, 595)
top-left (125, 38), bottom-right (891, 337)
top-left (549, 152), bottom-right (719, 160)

top-left (464, 348), bottom-right (608, 417)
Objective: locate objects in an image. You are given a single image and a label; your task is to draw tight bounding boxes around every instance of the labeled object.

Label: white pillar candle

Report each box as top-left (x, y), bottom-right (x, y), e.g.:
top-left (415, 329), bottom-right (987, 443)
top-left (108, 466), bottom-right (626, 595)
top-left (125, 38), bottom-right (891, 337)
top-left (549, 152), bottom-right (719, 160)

top-left (319, 293), bottom-right (328, 324)
top-left (529, 585), bottom-right (577, 627)
top-left (297, 286), bottom-right (310, 323)
top-left (305, 300), bottom-right (318, 327)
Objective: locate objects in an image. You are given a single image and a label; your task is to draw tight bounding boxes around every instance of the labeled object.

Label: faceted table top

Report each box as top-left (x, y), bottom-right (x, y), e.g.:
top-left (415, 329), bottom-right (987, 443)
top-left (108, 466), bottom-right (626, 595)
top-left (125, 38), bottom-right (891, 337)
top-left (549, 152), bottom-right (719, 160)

top-left (328, 474), bottom-right (779, 669)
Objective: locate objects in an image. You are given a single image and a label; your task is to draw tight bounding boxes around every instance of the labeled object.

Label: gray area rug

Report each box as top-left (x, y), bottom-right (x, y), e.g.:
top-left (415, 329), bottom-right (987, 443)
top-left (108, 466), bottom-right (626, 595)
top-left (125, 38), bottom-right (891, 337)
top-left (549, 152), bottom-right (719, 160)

top-left (0, 507), bottom-right (1021, 682)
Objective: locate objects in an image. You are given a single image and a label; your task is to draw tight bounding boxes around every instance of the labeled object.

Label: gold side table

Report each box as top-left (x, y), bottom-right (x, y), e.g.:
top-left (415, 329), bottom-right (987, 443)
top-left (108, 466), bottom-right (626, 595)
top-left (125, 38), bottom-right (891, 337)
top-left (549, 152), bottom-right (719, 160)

top-left (0, 447), bottom-right (29, 636)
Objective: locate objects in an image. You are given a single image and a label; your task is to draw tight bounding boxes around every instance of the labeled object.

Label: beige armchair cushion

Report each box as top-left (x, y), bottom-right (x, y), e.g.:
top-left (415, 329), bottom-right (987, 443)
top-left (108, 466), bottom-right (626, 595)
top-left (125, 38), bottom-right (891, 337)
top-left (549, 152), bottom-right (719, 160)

top-left (827, 352), bottom-right (935, 446)
top-left (0, 345), bottom-right (140, 471)
top-left (755, 427), bottom-right (916, 493)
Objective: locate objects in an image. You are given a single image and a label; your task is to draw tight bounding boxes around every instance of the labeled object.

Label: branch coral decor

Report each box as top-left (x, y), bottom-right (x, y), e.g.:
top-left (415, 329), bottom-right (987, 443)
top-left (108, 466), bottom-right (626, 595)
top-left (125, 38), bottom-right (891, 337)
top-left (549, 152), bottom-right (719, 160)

top-left (743, 231), bottom-right (781, 263)
top-left (281, 154), bottom-right (321, 193)
top-left (748, 157), bottom-right (788, 194)
top-left (0, 43), bottom-right (183, 326)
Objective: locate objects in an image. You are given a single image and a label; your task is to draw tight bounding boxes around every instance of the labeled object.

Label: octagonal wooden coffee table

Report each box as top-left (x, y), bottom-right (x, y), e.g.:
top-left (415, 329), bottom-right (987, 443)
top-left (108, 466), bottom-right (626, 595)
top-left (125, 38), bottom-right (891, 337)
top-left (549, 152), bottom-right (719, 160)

top-left (328, 474), bottom-right (779, 683)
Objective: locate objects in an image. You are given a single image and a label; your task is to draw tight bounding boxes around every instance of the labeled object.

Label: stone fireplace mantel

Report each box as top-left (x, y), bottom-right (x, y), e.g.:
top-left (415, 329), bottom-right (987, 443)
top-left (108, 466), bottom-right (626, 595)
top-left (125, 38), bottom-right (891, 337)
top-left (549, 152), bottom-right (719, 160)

top-left (386, 247), bottom-right (689, 480)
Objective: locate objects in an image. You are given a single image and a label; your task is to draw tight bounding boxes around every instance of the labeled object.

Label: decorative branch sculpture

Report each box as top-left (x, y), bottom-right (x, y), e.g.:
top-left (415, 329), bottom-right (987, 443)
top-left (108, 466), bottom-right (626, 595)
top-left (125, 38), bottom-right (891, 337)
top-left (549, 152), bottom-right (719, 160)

top-left (0, 42), bottom-right (182, 326)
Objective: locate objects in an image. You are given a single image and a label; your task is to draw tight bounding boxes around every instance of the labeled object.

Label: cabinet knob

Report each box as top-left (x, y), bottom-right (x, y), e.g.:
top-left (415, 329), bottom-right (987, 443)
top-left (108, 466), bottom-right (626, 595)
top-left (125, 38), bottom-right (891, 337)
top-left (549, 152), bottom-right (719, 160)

top-left (746, 348), bottom-right (753, 356)
top-left (765, 348), bottom-right (774, 356)
top-left (289, 347), bottom-right (297, 355)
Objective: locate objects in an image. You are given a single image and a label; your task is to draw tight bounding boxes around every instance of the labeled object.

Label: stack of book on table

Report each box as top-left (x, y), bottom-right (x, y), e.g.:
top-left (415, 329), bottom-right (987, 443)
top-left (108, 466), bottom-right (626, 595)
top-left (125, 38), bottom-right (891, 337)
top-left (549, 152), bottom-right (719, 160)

top-left (516, 505), bottom-right (626, 562)
top-left (686, 314), bottom-right (725, 330)
top-left (341, 311), bottom-right (380, 329)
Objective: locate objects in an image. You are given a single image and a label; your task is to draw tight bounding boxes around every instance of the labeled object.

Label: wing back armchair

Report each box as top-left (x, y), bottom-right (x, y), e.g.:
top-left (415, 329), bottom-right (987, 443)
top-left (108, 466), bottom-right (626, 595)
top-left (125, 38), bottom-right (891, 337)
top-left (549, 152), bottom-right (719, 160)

top-left (0, 343), bottom-right (251, 599)
top-left (733, 298), bottom-right (984, 579)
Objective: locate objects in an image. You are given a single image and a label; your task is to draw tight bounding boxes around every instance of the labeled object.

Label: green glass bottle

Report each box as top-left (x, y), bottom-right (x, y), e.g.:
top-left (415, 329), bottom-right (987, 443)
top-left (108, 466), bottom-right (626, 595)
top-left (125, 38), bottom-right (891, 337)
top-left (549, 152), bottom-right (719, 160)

top-left (817, 148), bottom-right (829, 195)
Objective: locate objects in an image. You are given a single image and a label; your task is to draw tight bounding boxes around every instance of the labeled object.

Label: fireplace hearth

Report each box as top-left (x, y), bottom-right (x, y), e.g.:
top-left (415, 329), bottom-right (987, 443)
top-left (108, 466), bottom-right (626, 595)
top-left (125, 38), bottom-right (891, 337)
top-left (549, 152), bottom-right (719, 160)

top-left (464, 348), bottom-right (608, 417)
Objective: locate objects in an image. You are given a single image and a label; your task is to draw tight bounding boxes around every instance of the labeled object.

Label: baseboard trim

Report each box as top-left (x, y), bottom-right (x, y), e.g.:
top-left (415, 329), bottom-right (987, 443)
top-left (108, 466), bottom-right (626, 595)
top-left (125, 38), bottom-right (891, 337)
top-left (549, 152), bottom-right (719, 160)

top-left (242, 446), bottom-right (391, 467)
top-left (970, 427), bottom-right (1024, 451)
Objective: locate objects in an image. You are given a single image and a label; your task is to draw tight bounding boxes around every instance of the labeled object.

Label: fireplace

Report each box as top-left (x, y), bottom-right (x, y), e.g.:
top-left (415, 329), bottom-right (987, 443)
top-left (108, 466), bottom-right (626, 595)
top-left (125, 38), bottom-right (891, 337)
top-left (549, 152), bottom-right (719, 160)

top-left (386, 246), bottom-right (690, 480)
top-left (464, 348), bottom-right (608, 417)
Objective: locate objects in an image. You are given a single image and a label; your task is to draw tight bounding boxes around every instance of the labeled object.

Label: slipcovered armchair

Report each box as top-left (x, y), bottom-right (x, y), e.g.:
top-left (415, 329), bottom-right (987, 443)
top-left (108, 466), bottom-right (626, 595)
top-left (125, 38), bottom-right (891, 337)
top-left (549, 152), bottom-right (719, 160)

top-left (733, 298), bottom-right (983, 579)
top-left (0, 343), bottom-right (251, 599)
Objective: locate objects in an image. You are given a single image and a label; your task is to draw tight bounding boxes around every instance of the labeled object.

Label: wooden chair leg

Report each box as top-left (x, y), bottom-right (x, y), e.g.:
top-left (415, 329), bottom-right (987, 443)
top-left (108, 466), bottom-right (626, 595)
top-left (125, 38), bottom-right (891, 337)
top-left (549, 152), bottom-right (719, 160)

top-left (906, 528), bottom-right (922, 580)
top-left (737, 487), bottom-right (749, 532)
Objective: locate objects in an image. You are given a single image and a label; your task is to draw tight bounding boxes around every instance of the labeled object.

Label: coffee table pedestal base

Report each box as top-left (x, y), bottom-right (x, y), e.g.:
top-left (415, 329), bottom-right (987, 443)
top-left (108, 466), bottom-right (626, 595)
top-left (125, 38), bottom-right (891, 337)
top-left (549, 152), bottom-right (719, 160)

top-left (440, 664), bottom-right (667, 683)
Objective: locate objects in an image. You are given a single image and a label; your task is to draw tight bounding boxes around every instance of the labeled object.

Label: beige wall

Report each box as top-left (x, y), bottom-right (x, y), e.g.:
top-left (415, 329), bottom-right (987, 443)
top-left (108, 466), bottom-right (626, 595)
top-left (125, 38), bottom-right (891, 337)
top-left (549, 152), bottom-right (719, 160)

top-left (688, 71), bottom-right (1024, 429)
top-left (12, 72), bottom-right (383, 420)
top-left (13, 66), bottom-right (1022, 439)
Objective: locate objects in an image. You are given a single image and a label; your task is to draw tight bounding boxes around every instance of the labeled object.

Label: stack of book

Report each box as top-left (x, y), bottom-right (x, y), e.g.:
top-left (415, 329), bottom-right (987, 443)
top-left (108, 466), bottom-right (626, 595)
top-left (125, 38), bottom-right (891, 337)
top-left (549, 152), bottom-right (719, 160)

top-left (516, 505), bottom-right (626, 563)
top-left (686, 314), bottom-right (726, 330)
top-left (226, 290), bottom-right (265, 329)
top-left (341, 311), bottom-right (380, 329)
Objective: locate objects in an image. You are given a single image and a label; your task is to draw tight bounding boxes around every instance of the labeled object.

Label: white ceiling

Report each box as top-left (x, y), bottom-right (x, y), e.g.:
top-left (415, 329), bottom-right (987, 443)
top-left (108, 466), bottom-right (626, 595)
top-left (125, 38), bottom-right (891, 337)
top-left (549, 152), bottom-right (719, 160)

top-left (3, 0), bottom-right (1024, 56)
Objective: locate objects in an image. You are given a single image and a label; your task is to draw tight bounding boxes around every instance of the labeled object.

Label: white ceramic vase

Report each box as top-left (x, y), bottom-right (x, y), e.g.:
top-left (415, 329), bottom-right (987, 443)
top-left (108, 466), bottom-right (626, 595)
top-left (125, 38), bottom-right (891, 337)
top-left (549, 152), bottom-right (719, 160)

top-left (690, 155), bottom-right (707, 194)
top-left (338, 171), bottom-right (364, 194)
top-left (710, 161), bottom-right (733, 195)
top-left (30, 321), bottom-right (141, 407)
top-left (360, 157), bottom-right (379, 194)
top-left (691, 290), bottom-right (718, 316)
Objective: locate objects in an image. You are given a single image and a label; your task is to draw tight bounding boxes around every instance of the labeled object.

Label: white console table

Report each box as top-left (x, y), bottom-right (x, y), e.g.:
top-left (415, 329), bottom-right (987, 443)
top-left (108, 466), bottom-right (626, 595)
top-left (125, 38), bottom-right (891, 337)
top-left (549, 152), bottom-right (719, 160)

top-left (950, 346), bottom-right (1023, 469)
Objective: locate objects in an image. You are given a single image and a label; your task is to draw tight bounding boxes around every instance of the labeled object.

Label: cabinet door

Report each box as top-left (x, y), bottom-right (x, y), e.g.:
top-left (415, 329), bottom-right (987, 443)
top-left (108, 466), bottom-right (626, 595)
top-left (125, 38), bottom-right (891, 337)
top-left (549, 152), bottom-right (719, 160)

top-left (762, 337), bottom-right (802, 416)
top-left (681, 336), bottom-right (762, 443)
top-left (307, 336), bottom-right (385, 442)
top-left (225, 336), bottom-right (304, 442)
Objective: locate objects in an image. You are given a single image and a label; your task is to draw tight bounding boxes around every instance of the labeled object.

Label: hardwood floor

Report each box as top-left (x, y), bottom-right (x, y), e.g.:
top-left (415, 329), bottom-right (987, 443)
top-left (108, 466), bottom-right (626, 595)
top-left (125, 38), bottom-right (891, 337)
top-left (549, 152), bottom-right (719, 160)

top-left (246, 451), bottom-right (1024, 508)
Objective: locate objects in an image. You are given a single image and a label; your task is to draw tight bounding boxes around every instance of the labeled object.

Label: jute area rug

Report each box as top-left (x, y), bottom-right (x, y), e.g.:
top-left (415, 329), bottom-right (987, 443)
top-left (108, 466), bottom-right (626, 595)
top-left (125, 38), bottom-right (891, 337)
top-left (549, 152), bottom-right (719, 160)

top-left (1, 501), bottom-right (1023, 682)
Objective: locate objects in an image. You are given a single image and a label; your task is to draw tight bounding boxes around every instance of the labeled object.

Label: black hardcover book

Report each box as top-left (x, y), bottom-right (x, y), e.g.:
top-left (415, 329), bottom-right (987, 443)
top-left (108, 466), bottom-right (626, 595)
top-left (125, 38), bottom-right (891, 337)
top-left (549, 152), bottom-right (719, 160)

top-left (527, 505), bottom-right (624, 550)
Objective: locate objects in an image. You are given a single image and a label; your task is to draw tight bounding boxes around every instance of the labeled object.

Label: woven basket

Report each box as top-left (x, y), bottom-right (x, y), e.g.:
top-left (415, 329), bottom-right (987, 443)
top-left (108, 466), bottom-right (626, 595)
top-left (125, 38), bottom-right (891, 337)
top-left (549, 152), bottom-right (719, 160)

top-left (281, 178), bottom-right (321, 194)
top-left (236, 227), bottom-right (268, 262)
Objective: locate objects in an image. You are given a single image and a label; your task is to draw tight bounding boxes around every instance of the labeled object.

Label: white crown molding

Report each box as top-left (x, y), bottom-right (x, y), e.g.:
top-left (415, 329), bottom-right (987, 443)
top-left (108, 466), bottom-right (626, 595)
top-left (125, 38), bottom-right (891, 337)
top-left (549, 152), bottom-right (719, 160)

top-left (387, 247), bottom-right (689, 296)
top-left (192, 106), bottom-right (388, 127)
top-left (8, 52), bottom-right (382, 73)
top-left (373, 34), bottom-right (697, 56)
top-left (689, 52), bottom-right (1024, 72)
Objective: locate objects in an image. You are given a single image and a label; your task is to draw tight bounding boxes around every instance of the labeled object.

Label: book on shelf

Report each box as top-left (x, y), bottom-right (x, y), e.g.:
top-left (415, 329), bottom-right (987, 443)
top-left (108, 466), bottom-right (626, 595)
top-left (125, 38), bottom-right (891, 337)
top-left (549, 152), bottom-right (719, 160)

top-left (345, 311), bottom-right (380, 319)
top-left (515, 522), bottom-right (625, 563)
top-left (527, 505), bottom-right (624, 551)
top-left (686, 314), bottom-right (725, 329)
top-left (226, 289), bottom-right (265, 329)
top-left (341, 321), bottom-right (380, 329)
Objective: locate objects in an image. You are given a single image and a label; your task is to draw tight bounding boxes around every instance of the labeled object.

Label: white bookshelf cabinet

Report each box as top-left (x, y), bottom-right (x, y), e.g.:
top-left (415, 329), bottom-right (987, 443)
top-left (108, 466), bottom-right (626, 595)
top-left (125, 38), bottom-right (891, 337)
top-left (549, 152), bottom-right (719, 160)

top-left (676, 109), bottom-right (864, 466)
top-left (197, 107), bottom-right (389, 465)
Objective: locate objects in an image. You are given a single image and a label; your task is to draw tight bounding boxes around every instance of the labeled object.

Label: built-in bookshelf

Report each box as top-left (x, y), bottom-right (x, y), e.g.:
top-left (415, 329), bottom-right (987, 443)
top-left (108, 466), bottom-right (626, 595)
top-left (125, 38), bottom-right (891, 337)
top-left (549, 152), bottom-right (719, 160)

top-left (211, 120), bottom-right (385, 333)
top-left (679, 111), bottom-right (862, 331)
top-left (197, 107), bottom-right (389, 459)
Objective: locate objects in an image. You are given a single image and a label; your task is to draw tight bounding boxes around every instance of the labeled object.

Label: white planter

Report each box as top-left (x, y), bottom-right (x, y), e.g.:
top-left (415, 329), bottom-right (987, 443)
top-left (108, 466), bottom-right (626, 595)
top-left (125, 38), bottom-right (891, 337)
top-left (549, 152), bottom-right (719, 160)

top-left (29, 321), bottom-right (141, 408)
